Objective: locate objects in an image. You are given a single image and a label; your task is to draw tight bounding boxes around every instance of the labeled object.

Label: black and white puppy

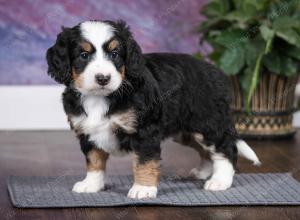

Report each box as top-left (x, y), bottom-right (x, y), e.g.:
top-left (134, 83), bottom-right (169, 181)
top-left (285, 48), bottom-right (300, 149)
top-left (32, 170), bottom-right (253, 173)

top-left (46, 20), bottom-right (260, 199)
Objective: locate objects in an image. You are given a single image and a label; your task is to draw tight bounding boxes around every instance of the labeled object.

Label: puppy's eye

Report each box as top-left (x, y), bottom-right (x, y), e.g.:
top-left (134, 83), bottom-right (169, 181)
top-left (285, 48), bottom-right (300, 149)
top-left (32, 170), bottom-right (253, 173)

top-left (110, 51), bottom-right (119, 60)
top-left (80, 52), bottom-right (89, 60)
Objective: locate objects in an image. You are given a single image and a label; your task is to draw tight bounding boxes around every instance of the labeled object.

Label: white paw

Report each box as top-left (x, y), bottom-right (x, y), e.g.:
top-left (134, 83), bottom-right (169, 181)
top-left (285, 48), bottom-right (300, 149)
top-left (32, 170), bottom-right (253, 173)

top-left (72, 171), bottom-right (105, 193)
top-left (127, 184), bottom-right (157, 199)
top-left (189, 168), bottom-right (211, 180)
top-left (204, 177), bottom-right (232, 191)
top-left (72, 180), bottom-right (104, 193)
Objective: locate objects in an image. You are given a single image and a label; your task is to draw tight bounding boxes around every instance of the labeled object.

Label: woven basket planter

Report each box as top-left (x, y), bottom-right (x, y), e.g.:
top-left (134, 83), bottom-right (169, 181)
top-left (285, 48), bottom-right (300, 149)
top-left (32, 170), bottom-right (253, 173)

top-left (230, 73), bottom-right (299, 139)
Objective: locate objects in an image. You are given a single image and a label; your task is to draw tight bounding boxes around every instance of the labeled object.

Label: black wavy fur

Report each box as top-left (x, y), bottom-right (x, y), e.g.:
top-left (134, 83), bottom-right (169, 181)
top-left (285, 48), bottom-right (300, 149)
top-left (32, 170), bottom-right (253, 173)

top-left (46, 20), bottom-right (238, 165)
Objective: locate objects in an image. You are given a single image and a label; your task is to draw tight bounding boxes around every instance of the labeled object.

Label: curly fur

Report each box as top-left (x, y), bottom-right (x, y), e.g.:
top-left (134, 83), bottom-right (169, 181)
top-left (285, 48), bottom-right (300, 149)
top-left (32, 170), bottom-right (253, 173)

top-left (46, 19), bottom-right (238, 162)
top-left (46, 20), bottom-right (259, 195)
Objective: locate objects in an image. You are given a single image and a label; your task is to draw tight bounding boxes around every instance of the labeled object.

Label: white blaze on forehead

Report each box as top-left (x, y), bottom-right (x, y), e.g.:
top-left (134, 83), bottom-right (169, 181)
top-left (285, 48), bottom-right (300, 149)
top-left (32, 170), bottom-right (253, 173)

top-left (77, 21), bottom-right (122, 96)
top-left (80, 21), bottom-right (115, 48)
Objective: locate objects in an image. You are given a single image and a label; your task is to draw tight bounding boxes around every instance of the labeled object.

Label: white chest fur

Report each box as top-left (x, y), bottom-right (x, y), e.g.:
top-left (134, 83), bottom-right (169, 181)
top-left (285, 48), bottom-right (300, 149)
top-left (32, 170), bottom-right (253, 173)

top-left (70, 95), bottom-right (121, 155)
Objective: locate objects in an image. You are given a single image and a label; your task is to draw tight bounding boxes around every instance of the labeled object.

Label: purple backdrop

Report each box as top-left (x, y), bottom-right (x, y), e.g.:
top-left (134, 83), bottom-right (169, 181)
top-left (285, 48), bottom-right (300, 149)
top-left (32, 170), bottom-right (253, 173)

top-left (0, 0), bottom-right (206, 85)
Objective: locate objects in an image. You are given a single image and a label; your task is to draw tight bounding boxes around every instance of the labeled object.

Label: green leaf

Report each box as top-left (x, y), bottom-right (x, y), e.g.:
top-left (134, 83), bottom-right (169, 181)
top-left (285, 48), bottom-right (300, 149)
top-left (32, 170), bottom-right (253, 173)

top-left (233, 0), bottom-right (243, 10)
top-left (273, 16), bottom-right (300, 30)
top-left (240, 66), bottom-right (254, 94)
top-left (198, 18), bottom-right (232, 36)
top-left (219, 46), bottom-right (245, 75)
top-left (214, 29), bottom-right (246, 48)
top-left (273, 39), bottom-right (300, 62)
top-left (251, 0), bottom-right (270, 10)
top-left (276, 29), bottom-right (300, 47)
top-left (235, 0), bottom-right (269, 19)
top-left (209, 50), bottom-right (223, 63)
top-left (245, 36), bottom-right (265, 66)
top-left (263, 50), bottom-right (298, 76)
top-left (281, 57), bottom-right (297, 77)
top-left (202, 0), bottom-right (231, 18)
top-left (198, 18), bottom-right (221, 33)
top-left (260, 25), bottom-right (275, 42)
top-left (293, 12), bottom-right (300, 21)
top-left (224, 11), bottom-right (251, 23)
top-left (273, 16), bottom-right (300, 47)
top-left (241, 1), bottom-right (258, 17)
top-left (282, 45), bottom-right (300, 60)
top-left (263, 51), bottom-right (281, 74)
top-left (268, 3), bottom-right (297, 20)
top-left (243, 0), bottom-right (270, 10)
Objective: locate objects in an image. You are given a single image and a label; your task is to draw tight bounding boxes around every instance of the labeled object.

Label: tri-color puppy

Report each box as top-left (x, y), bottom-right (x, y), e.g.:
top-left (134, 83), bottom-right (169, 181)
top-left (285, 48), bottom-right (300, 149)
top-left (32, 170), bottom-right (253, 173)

top-left (46, 20), bottom-right (260, 199)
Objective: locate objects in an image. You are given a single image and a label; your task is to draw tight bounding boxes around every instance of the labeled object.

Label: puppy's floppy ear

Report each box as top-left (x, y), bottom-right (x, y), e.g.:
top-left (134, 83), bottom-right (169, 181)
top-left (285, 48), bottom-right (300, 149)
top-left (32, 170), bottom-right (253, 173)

top-left (114, 20), bottom-right (144, 76)
top-left (125, 33), bottom-right (143, 75)
top-left (46, 27), bottom-right (72, 85)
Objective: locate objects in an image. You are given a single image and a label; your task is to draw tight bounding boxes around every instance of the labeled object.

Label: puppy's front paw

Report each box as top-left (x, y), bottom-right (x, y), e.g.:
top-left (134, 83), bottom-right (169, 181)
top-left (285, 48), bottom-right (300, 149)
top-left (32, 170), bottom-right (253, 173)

top-left (72, 180), bottom-right (104, 193)
top-left (72, 171), bottom-right (104, 193)
top-left (127, 184), bottom-right (157, 199)
top-left (204, 177), bottom-right (232, 191)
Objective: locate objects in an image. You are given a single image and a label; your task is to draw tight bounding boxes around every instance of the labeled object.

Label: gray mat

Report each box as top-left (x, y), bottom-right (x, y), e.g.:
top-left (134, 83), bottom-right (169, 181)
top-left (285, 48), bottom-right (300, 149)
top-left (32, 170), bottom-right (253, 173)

top-left (8, 173), bottom-right (300, 208)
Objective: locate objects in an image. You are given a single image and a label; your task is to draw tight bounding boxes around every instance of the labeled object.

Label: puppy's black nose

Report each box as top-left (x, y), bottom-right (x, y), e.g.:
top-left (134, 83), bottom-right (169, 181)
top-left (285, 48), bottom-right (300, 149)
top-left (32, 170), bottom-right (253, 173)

top-left (95, 74), bottom-right (111, 86)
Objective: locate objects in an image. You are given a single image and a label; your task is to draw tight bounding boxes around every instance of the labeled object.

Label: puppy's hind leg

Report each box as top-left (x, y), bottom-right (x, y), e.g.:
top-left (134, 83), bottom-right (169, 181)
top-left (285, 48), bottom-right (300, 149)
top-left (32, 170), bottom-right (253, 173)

top-left (203, 153), bottom-right (235, 191)
top-left (192, 133), bottom-right (236, 191)
top-left (190, 159), bottom-right (213, 180)
top-left (173, 133), bottom-right (213, 180)
top-left (188, 133), bottom-right (213, 179)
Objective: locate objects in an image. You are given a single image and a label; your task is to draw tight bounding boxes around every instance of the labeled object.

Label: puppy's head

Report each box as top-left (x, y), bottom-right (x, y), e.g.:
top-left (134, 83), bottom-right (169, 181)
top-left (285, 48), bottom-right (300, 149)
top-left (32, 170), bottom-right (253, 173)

top-left (46, 20), bottom-right (142, 96)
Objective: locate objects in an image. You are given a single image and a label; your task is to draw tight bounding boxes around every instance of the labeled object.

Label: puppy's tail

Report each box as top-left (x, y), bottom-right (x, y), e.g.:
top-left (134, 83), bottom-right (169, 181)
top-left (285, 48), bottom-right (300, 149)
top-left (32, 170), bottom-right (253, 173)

top-left (236, 139), bottom-right (261, 166)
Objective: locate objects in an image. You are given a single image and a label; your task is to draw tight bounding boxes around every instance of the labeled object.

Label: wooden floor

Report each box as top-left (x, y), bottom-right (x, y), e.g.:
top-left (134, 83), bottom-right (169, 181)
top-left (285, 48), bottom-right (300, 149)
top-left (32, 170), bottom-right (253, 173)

top-left (0, 131), bottom-right (300, 220)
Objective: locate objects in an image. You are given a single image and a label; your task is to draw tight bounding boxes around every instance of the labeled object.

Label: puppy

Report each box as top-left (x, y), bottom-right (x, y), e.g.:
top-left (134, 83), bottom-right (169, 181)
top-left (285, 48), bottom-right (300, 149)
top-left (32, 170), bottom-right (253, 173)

top-left (46, 20), bottom-right (260, 199)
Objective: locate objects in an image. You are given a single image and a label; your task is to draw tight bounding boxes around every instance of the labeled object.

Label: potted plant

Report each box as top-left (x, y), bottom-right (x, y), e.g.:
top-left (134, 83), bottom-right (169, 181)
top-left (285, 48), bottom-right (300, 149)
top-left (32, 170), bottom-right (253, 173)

top-left (198, 0), bottom-right (300, 138)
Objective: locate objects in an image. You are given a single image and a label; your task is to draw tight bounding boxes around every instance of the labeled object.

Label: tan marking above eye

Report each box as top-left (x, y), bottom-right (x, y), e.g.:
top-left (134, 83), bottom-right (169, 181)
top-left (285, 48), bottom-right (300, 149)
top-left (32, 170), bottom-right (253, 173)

top-left (80, 41), bottom-right (93, 52)
top-left (108, 39), bottom-right (119, 51)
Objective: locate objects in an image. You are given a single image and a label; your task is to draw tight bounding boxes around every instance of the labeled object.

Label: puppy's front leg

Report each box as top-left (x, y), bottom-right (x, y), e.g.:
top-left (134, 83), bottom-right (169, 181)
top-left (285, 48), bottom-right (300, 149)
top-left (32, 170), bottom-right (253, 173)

top-left (72, 148), bottom-right (109, 193)
top-left (128, 153), bottom-right (160, 199)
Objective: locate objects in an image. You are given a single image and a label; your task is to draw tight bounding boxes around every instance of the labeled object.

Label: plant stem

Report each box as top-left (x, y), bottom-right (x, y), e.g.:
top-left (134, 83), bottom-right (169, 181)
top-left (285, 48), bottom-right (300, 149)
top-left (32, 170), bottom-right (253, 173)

top-left (246, 52), bottom-right (264, 112)
top-left (246, 37), bottom-right (273, 112)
